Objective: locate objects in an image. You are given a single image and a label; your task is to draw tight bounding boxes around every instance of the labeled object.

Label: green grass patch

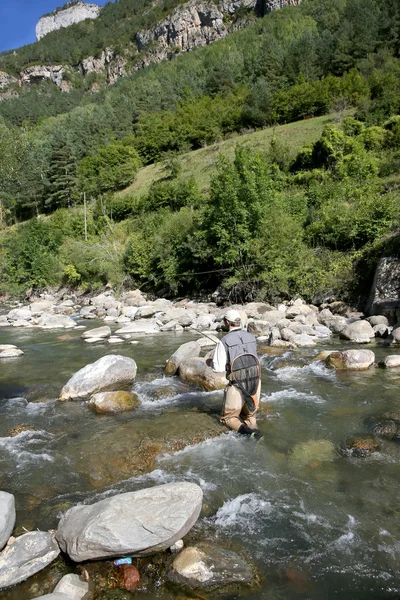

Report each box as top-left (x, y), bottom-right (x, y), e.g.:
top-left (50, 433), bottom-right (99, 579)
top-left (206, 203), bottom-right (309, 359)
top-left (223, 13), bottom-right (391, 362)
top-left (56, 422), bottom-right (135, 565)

top-left (118, 113), bottom-right (345, 198)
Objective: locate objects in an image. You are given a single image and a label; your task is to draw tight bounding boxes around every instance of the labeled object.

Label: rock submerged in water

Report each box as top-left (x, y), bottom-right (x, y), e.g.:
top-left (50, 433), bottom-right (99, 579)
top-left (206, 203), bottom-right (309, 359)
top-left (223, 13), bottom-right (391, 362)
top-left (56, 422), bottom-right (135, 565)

top-left (0, 531), bottom-right (60, 590)
top-left (59, 354), bottom-right (137, 401)
top-left (168, 543), bottom-right (253, 588)
top-left (81, 325), bottom-right (111, 340)
top-left (341, 436), bottom-right (381, 457)
top-left (0, 492), bottom-right (15, 551)
top-left (289, 440), bottom-right (336, 469)
top-left (88, 390), bottom-right (140, 413)
top-left (56, 482), bottom-right (203, 562)
top-left (326, 349), bottom-right (375, 370)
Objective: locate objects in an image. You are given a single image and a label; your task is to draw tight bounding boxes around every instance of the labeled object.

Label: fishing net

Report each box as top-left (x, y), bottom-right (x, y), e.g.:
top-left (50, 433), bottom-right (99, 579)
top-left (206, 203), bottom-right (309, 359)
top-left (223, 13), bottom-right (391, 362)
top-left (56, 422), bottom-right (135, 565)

top-left (230, 353), bottom-right (261, 412)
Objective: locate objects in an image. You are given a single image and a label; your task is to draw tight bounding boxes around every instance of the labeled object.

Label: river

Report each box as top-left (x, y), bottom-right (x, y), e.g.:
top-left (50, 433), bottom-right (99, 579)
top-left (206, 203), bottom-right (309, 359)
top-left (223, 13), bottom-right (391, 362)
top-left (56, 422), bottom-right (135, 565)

top-left (1, 320), bottom-right (400, 599)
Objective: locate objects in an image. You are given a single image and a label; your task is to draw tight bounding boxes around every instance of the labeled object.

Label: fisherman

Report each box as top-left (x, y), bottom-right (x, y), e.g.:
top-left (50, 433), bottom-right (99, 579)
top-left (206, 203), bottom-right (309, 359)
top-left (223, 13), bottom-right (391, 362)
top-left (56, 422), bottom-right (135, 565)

top-left (209, 309), bottom-right (262, 440)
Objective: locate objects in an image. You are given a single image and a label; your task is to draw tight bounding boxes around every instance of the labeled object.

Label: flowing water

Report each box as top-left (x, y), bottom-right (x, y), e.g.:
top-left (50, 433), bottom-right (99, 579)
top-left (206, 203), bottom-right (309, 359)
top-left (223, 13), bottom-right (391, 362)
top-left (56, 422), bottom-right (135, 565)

top-left (1, 319), bottom-right (400, 599)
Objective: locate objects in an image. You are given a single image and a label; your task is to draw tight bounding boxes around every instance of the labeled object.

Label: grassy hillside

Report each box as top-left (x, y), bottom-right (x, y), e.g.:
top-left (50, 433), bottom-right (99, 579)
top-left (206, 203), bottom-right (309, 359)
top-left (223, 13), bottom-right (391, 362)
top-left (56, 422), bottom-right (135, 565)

top-left (118, 113), bottom-right (344, 198)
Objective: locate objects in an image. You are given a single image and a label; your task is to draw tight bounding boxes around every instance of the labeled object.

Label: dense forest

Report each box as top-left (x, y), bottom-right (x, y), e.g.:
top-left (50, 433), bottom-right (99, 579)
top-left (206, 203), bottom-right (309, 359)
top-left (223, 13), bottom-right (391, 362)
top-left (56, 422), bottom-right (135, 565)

top-left (0, 0), bottom-right (399, 304)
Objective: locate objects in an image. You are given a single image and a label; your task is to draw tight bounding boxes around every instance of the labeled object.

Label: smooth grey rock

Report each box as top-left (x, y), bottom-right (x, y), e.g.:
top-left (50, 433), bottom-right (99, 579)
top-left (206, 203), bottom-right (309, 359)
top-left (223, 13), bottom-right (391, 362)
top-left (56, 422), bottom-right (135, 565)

top-left (30, 300), bottom-right (54, 315)
top-left (54, 573), bottom-right (90, 599)
top-left (0, 492), bottom-right (15, 551)
top-left (313, 325), bottom-right (332, 337)
top-left (12, 319), bottom-right (32, 328)
top-left (379, 355), bottom-right (400, 368)
top-left (168, 543), bottom-right (252, 588)
top-left (327, 349), bottom-right (375, 370)
top-left (0, 348), bottom-right (24, 358)
top-left (33, 594), bottom-right (69, 600)
top-left (373, 323), bottom-right (391, 338)
top-left (7, 308), bottom-right (32, 321)
top-left (0, 531), bottom-right (60, 589)
top-left (36, 2), bottom-right (100, 40)
top-left (340, 320), bottom-right (375, 343)
top-left (56, 482), bottom-right (203, 562)
top-left (81, 326), bottom-right (111, 339)
top-left (121, 306), bottom-right (139, 319)
top-left (60, 354), bottom-right (137, 401)
top-left (115, 320), bottom-right (160, 335)
top-left (0, 344), bottom-right (17, 351)
top-left (391, 327), bottom-right (400, 344)
top-left (37, 314), bottom-right (77, 329)
top-left (165, 341), bottom-right (201, 376)
top-left (291, 333), bottom-right (316, 347)
top-left (247, 320), bottom-right (272, 337)
top-left (367, 315), bottom-right (389, 327)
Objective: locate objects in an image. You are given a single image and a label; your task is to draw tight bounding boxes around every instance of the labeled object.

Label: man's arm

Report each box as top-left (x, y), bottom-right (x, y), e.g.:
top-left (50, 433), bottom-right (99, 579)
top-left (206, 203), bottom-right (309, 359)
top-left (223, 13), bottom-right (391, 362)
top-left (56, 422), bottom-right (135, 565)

top-left (210, 340), bottom-right (227, 373)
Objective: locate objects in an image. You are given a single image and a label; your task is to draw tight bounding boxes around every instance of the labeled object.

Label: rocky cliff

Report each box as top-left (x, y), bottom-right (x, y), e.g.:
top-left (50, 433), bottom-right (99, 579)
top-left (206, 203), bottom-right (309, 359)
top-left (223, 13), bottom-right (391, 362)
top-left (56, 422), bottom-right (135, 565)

top-left (36, 2), bottom-right (101, 41)
top-left (11, 0), bottom-right (300, 91)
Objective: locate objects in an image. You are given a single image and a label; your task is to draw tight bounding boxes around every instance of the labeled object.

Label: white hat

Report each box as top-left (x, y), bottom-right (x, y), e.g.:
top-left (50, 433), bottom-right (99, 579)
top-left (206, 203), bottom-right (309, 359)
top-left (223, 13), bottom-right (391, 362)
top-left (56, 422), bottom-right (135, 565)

top-left (224, 309), bottom-right (242, 324)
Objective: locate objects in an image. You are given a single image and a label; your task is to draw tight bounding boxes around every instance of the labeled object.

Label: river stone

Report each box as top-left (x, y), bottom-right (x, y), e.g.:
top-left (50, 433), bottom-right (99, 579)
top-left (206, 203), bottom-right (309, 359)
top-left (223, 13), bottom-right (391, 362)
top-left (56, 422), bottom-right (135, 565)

top-left (0, 349), bottom-right (24, 358)
top-left (89, 391), bottom-right (140, 413)
top-left (30, 300), bottom-right (54, 315)
top-left (59, 354), bottom-right (137, 400)
top-left (390, 327), bottom-right (400, 344)
top-left (318, 314), bottom-right (347, 333)
top-left (0, 531), bottom-right (60, 589)
top-left (326, 349), bottom-right (375, 370)
top-left (168, 544), bottom-right (253, 588)
top-left (379, 355), bottom-right (400, 368)
top-left (373, 323), bottom-right (391, 338)
top-left (7, 307), bottom-right (32, 321)
top-left (165, 341), bottom-right (201, 376)
top-left (115, 320), bottom-right (160, 335)
top-left (367, 315), bottom-right (389, 327)
top-left (179, 357), bottom-right (228, 391)
top-left (0, 344), bottom-right (17, 351)
top-left (247, 320), bottom-right (272, 337)
top-left (53, 573), bottom-right (90, 599)
top-left (31, 595), bottom-right (69, 600)
top-left (340, 320), bottom-right (375, 343)
top-left (291, 333), bottom-right (316, 347)
top-left (0, 492), bottom-right (15, 551)
top-left (38, 314), bottom-right (77, 329)
top-left (81, 326), bottom-right (111, 339)
top-left (56, 482), bottom-right (203, 562)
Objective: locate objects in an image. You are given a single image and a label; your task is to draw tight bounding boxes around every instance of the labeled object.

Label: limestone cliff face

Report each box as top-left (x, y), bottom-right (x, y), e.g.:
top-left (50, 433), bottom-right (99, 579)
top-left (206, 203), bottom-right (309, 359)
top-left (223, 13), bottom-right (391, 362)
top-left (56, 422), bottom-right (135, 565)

top-left (15, 0), bottom-right (300, 92)
top-left (135, 0), bottom-right (301, 68)
top-left (0, 71), bottom-right (17, 89)
top-left (36, 2), bottom-right (101, 40)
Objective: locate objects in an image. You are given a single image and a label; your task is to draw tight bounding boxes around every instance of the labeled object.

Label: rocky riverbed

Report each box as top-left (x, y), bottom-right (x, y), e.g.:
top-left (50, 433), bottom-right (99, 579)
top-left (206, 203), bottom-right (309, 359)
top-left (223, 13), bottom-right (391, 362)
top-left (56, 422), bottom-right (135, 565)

top-left (1, 290), bottom-right (400, 599)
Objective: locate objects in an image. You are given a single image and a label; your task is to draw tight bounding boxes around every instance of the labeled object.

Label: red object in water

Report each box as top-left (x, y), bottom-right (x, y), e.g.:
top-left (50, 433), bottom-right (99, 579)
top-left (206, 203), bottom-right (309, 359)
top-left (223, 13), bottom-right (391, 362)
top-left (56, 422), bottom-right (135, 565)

top-left (120, 564), bottom-right (140, 592)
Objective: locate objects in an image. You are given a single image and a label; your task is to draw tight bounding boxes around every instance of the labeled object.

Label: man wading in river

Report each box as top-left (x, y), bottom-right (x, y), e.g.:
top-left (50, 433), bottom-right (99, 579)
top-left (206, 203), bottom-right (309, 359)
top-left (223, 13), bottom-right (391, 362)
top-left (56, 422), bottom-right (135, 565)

top-left (209, 309), bottom-right (263, 440)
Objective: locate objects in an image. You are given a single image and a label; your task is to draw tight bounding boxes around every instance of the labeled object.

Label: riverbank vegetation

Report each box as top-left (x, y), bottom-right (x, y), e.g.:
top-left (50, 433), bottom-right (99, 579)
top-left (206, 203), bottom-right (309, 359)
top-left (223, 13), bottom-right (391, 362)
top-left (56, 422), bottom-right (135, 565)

top-left (0, 0), bottom-right (399, 303)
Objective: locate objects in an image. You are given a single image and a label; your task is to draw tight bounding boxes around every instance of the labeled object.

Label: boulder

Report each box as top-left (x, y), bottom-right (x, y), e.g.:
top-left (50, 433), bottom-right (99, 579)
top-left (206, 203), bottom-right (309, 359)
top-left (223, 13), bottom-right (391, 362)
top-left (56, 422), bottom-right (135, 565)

top-left (160, 320), bottom-right (182, 332)
top-left (318, 313), bottom-right (347, 333)
top-left (0, 349), bottom-right (24, 358)
top-left (0, 531), bottom-right (60, 590)
top-left (56, 482), bottom-right (203, 562)
top-left (7, 308), bottom-right (32, 321)
top-left (340, 320), bottom-right (375, 343)
top-left (373, 324), bottom-right (391, 338)
top-left (326, 349), bottom-right (375, 370)
top-left (379, 355), bottom-right (400, 368)
top-left (108, 336), bottom-right (124, 344)
top-left (30, 300), bottom-right (54, 315)
top-left (341, 436), bottom-right (380, 458)
top-left (290, 333), bottom-right (316, 347)
top-left (243, 302), bottom-right (274, 319)
top-left (168, 544), bottom-right (252, 588)
top-left (0, 492), bottom-right (15, 551)
top-left (115, 320), bottom-right (160, 335)
top-left (89, 391), bottom-right (140, 413)
top-left (33, 594), bottom-right (69, 600)
top-left (37, 314), bottom-right (77, 329)
top-left (367, 315), bottom-right (389, 327)
top-left (135, 305), bottom-right (162, 319)
top-left (390, 327), bottom-right (400, 344)
top-left (121, 306), bottom-right (139, 319)
top-left (59, 355), bottom-right (137, 401)
top-left (165, 341), bottom-right (201, 376)
top-left (247, 320), bottom-right (272, 337)
top-left (179, 357), bottom-right (227, 391)
top-left (123, 290), bottom-right (147, 307)
top-left (81, 326), bottom-right (111, 340)
top-left (159, 308), bottom-right (196, 327)
top-left (0, 344), bottom-right (17, 351)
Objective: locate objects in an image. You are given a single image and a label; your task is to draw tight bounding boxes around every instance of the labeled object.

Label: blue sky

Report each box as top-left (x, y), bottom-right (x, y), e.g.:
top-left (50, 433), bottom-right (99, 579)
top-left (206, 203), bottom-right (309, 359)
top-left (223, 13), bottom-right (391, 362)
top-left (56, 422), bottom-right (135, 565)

top-left (0, 0), bottom-right (112, 53)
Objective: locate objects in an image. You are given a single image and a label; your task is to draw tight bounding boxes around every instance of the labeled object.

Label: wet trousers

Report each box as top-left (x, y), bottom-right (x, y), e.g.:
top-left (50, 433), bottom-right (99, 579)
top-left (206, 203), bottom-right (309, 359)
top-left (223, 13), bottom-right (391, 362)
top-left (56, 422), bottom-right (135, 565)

top-left (220, 381), bottom-right (261, 432)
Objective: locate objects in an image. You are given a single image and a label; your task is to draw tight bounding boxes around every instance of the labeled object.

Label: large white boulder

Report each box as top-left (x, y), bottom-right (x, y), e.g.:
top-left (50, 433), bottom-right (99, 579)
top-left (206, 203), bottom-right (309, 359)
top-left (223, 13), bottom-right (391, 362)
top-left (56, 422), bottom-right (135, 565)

top-left (37, 314), bottom-right (77, 329)
top-left (379, 355), bottom-right (400, 368)
top-left (0, 492), bottom-right (15, 551)
top-left (326, 349), bottom-right (375, 370)
top-left (0, 531), bottom-right (60, 589)
top-left (340, 320), bottom-right (375, 343)
top-left (30, 300), bottom-right (54, 315)
top-left (56, 483), bottom-right (203, 562)
top-left (115, 320), bottom-right (160, 335)
top-left (81, 326), bottom-right (111, 339)
top-left (59, 354), bottom-right (137, 401)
